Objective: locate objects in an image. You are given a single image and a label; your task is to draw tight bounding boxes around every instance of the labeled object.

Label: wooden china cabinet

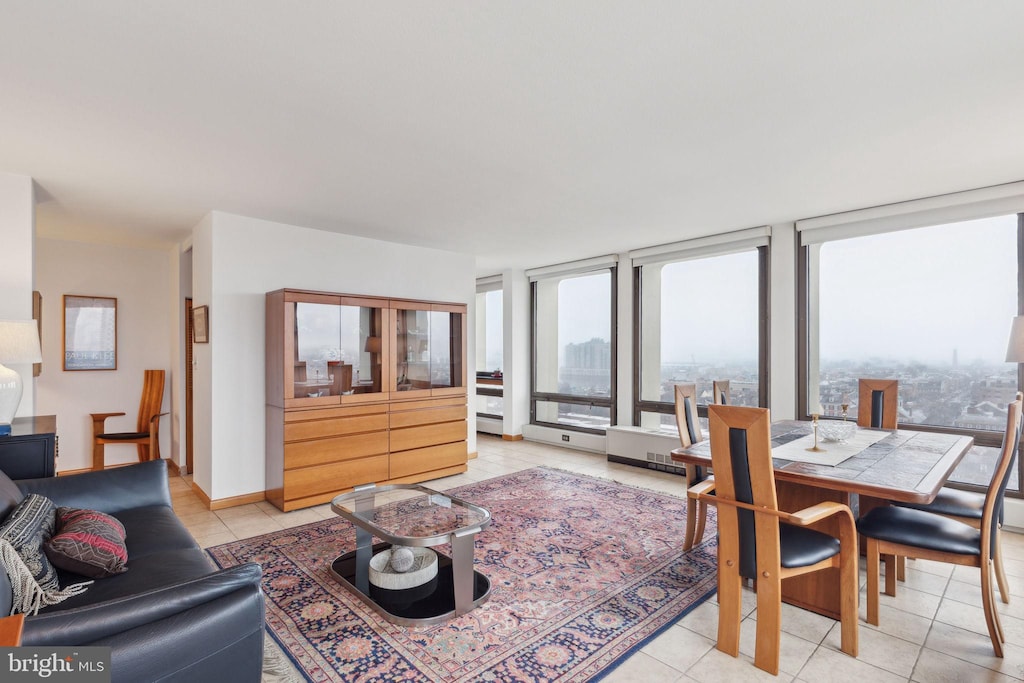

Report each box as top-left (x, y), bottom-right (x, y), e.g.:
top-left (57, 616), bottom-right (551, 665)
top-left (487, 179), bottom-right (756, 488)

top-left (265, 289), bottom-right (467, 511)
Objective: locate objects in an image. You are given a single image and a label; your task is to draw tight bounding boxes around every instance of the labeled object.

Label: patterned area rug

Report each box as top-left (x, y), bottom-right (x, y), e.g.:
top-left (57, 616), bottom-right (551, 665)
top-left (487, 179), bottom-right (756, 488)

top-left (208, 467), bottom-right (718, 682)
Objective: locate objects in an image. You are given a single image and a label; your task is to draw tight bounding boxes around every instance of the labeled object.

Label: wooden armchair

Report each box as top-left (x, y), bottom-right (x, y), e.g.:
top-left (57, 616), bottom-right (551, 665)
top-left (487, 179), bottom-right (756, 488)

top-left (674, 384), bottom-right (709, 550)
top-left (91, 369), bottom-right (167, 470)
top-left (858, 396), bottom-right (1022, 657)
top-left (689, 405), bottom-right (858, 674)
top-left (857, 378), bottom-right (898, 429)
top-left (712, 380), bottom-right (730, 405)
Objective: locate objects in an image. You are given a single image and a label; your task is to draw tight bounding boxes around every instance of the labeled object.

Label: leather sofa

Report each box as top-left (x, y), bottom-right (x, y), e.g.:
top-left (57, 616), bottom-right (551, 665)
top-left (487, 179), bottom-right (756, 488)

top-left (0, 460), bottom-right (265, 683)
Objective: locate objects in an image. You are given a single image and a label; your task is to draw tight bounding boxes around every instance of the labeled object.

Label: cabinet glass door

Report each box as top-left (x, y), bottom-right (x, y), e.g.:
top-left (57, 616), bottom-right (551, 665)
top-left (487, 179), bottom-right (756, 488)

top-left (395, 308), bottom-right (464, 392)
top-left (293, 302), bottom-right (384, 399)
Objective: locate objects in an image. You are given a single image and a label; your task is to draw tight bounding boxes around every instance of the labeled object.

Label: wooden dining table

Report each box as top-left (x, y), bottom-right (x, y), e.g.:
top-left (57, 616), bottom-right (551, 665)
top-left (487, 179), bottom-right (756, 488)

top-left (671, 420), bottom-right (974, 619)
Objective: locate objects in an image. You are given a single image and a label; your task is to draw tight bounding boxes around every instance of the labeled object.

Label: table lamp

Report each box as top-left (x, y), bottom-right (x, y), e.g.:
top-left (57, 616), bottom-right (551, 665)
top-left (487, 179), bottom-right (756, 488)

top-left (0, 320), bottom-right (43, 435)
top-left (1006, 316), bottom-right (1024, 363)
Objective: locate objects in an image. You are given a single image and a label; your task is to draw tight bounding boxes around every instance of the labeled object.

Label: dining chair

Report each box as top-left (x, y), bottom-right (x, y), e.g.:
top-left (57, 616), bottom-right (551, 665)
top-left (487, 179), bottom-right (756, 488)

top-left (674, 384), bottom-right (707, 550)
top-left (857, 396), bottom-right (1022, 657)
top-left (712, 380), bottom-right (730, 406)
top-left (91, 369), bottom-right (168, 470)
top-left (892, 391), bottom-right (1023, 605)
top-left (688, 405), bottom-right (858, 674)
top-left (857, 378), bottom-right (898, 429)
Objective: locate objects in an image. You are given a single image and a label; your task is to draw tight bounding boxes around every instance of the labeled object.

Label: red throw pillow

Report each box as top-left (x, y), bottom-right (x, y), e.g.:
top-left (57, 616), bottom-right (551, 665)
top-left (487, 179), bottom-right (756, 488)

top-left (44, 507), bottom-right (128, 578)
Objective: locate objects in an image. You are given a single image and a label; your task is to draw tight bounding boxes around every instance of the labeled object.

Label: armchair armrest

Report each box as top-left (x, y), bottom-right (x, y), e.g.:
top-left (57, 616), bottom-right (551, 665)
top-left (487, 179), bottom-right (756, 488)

top-left (17, 460), bottom-right (172, 513)
top-left (91, 412), bottom-right (126, 436)
top-left (22, 563), bottom-right (263, 647)
top-left (688, 478), bottom-right (716, 500)
top-left (784, 501), bottom-right (855, 527)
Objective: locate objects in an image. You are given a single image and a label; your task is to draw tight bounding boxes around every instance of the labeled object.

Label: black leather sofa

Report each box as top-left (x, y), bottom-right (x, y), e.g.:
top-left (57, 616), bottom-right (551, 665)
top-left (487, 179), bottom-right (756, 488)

top-left (0, 460), bottom-right (265, 683)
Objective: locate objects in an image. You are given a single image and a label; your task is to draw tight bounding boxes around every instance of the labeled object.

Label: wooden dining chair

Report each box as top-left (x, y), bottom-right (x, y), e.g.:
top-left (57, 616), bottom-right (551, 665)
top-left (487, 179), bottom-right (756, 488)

top-left (712, 380), bottom-right (730, 406)
top-left (857, 396), bottom-right (1022, 657)
top-left (675, 384), bottom-right (708, 550)
top-left (91, 369), bottom-right (168, 470)
top-left (857, 378), bottom-right (898, 429)
top-left (688, 405), bottom-right (858, 674)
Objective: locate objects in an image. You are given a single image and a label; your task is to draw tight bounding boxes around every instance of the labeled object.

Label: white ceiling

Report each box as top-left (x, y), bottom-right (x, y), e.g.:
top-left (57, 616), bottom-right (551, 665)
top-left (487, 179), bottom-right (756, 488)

top-left (2, 2), bottom-right (1023, 275)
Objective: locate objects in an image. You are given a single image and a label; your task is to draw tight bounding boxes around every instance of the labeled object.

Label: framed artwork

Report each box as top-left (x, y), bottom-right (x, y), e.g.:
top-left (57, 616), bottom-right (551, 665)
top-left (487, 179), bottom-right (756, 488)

top-left (63, 295), bottom-right (117, 371)
top-left (192, 305), bottom-right (209, 343)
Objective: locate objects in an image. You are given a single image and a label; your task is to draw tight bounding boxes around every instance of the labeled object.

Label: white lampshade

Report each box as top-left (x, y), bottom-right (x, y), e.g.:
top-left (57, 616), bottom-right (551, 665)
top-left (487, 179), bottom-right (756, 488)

top-left (1007, 316), bottom-right (1024, 363)
top-left (0, 320), bottom-right (42, 431)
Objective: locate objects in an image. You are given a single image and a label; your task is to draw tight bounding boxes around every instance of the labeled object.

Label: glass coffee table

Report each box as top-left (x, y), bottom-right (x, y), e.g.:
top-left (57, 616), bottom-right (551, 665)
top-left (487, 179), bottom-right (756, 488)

top-left (330, 483), bottom-right (491, 626)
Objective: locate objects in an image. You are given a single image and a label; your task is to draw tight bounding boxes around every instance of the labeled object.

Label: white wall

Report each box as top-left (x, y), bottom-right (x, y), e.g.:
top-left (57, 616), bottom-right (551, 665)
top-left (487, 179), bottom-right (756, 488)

top-left (192, 211), bottom-right (476, 502)
top-left (0, 173), bottom-right (36, 415)
top-left (35, 238), bottom-right (173, 472)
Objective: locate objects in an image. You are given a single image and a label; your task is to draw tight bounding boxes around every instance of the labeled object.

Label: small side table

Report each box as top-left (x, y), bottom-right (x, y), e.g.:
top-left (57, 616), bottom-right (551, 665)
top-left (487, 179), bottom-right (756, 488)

top-left (0, 613), bottom-right (25, 646)
top-left (0, 415), bottom-right (57, 479)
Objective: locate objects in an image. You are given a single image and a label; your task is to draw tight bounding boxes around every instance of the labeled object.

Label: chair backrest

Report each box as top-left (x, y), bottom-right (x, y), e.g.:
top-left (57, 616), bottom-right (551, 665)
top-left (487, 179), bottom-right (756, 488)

top-left (983, 395), bottom-right (1023, 553)
top-left (707, 404), bottom-right (778, 580)
top-left (857, 378), bottom-right (898, 429)
top-left (136, 370), bottom-right (166, 432)
top-left (712, 380), bottom-right (730, 406)
top-left (674, 383), bottom-right (703, 448)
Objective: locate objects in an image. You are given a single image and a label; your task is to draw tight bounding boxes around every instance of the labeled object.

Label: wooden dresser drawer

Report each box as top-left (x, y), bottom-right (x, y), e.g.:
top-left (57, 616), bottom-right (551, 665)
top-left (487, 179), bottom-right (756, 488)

top-left (283, 455), bottom-right (389, 501)
top-left (284, 413), bottom-right (388, 442)
top-left (389, 405), bottom-right (467, 429)
top-left (389, 420), bottom-right (466, 453)
top-left (284, 431), bottom-right (389, 469)
top-left (389, 442), bottom-right (467, 479)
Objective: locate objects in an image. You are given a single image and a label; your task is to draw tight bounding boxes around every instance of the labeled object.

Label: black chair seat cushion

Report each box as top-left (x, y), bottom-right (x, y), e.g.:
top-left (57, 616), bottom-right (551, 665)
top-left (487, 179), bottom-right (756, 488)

top-left (97, 431), bottom-right (150, 440)
top-left (857, 506), bottom-right (981, 556)
top-left (779, 524), bottom-right (840, 568)
top-left (894, 487), bottom-right (983, 520)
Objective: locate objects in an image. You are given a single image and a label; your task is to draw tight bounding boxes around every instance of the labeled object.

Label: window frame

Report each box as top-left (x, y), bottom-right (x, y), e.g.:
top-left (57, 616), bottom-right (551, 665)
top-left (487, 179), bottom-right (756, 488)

top-left (797, 213), bottom-right (1024, 497)
top-left (474, 287), bottom-right (504, 421)
top-left (530, 266), bottom-right (618, 434)
top-left (632, 245), bottom-right (771, 426)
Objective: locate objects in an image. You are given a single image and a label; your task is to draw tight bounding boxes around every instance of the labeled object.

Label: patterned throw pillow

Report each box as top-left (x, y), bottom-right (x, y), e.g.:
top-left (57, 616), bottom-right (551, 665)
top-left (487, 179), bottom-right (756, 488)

top-left (44, 508), bottom-right (128, 579)
top-left (0, 494), bottom-right (58, 592)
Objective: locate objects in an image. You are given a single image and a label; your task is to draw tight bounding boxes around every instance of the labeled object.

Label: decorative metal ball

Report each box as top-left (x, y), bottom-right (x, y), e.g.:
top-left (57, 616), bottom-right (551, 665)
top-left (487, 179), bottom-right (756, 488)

top-left (389, 546), bottom-right (415, 573)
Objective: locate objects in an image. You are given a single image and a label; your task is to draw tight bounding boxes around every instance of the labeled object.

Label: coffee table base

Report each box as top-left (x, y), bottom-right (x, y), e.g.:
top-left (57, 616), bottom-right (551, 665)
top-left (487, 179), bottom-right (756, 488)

top-left (330, 542), bottom-right (491, 626)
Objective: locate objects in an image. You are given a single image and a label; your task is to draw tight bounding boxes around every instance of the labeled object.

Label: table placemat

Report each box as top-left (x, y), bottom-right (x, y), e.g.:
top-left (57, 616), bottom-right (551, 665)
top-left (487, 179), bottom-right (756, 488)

top-left (771, 427), bottom-right (889, 466)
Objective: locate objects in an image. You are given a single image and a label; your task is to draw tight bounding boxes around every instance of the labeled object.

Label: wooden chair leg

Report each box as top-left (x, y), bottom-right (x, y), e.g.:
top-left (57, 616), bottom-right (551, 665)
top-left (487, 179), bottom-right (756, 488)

top-left (752, 575), bottom-right (782, 675)
top-left (92, 440), bottom-right (105, 471)
top-left (883, 553), bottom-right (897, 597)
top-left (980, 559), bottom-right (1004, 657)
top-left (897, 554), bottom-right (906, 582)
top-left (693, 502), bottom-right (708, 547)
top-left (838, 543), bottom-right (859, 657)
top-left (684, 497), bottom-right (698, 550)
top-left (866, 540), bottom-right (880, 626)
top-left (716, 563), bottom-right (742, 659)
top-left (994, 528), bottom-right (1011, 604)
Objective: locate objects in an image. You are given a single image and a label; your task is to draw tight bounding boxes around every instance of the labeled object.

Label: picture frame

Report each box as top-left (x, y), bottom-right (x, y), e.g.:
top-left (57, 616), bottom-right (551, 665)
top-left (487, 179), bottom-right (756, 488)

top-left (32, 290), bottom-right (42, 377)
top-left (63, 295), bottom-right (117, 371)
top-left (192, 305), bottom-right (209, 344)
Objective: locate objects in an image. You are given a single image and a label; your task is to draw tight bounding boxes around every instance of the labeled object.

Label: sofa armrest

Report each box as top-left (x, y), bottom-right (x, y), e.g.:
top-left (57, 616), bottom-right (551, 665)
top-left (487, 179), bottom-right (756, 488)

top-left (16, 460), bottom-right (172, 513)
top-left (22, 563), bottom-right (263, 646)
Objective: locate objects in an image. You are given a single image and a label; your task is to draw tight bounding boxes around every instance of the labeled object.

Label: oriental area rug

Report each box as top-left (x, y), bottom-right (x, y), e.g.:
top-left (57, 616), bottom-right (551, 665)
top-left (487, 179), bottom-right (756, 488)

top-left (208, 467), bottom-right (718, 682)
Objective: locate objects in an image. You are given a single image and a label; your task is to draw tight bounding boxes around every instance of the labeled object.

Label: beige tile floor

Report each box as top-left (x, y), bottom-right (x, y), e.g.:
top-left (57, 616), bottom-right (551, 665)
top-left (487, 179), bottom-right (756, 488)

top-left (170, 434), bottom-right (1024, 682)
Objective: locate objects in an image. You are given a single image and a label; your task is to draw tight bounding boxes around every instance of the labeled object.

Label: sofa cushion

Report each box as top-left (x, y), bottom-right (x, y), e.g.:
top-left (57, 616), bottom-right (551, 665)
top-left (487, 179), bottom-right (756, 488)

top-left (115, 506), bottom-right (201, 558)
top-left (0, 494), bottom-right (58, 592)
top-left (45, 508), bottom-right (128, 579)
top-left (0, 469), bottom-right (25, 520)
top-left (43, 547), bottom-right (216, 612)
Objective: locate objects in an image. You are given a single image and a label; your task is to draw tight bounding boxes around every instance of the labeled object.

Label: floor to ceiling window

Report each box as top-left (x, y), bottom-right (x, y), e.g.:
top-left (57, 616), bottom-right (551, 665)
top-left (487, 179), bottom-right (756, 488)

top-left (800, 210), bottom-right (1022, 494)
top-left (632, 229), bottom-right (770, 432)
top-left (530, 260), bottom-right (616, 432)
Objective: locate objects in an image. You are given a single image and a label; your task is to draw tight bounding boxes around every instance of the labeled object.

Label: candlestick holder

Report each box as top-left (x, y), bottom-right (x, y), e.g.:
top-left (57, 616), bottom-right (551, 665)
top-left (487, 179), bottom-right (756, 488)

top-left (806, 413), bottom-right (826, 452)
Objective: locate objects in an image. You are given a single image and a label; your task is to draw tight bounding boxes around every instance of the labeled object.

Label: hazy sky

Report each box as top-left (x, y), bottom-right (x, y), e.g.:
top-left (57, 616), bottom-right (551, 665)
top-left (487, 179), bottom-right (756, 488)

top-left (818, 215), bottom-right (1016, 365)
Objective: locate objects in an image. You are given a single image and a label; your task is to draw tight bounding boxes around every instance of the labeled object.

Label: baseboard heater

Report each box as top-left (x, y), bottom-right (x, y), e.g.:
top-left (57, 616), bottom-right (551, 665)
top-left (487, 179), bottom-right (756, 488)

top-left (604, 426), bottom-right (686, 476)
